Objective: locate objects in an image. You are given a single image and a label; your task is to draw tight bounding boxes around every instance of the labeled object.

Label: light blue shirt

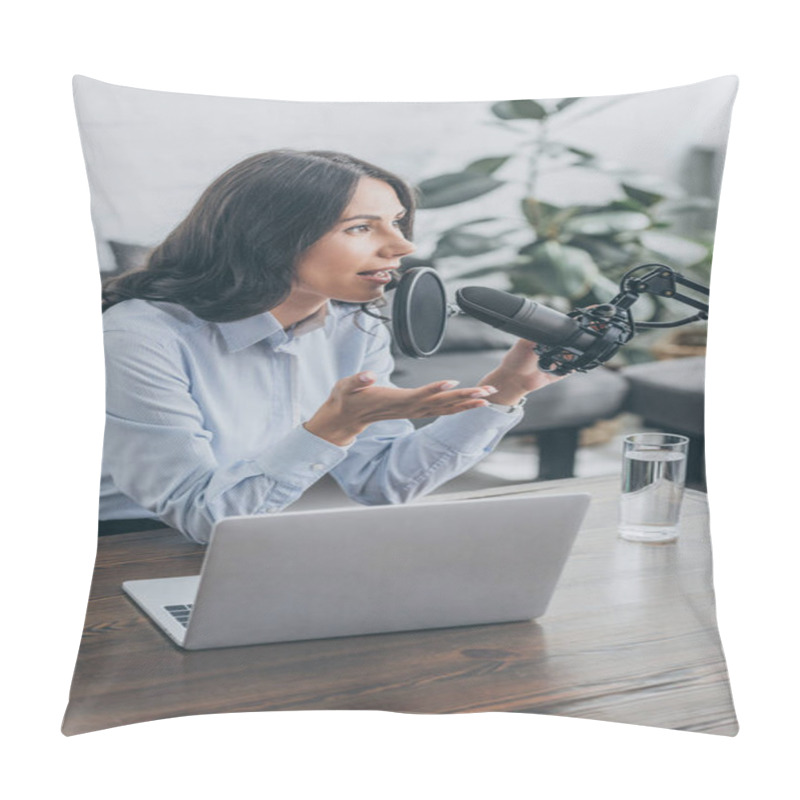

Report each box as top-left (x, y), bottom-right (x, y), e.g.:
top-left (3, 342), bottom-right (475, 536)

top-left (100, 299), bottom-right (523, 543)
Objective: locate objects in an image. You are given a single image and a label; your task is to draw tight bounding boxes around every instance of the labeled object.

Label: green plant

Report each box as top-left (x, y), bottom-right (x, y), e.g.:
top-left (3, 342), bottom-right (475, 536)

top-left (413, 97), bottom-right (716, 321)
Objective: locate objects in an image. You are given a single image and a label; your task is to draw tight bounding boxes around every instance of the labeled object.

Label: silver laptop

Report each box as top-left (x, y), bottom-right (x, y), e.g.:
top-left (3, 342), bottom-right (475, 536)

top-left (122, 491), bottom-right (590, 650)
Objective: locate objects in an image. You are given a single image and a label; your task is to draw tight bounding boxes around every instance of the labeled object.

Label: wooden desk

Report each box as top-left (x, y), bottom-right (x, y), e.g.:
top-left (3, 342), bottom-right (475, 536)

top-left (62, 475), bottom-right (737, 736)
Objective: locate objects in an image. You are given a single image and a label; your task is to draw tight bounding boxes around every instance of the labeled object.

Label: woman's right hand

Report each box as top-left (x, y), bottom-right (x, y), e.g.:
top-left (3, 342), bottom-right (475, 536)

top-left (303, 371), bottom-right (498, 446)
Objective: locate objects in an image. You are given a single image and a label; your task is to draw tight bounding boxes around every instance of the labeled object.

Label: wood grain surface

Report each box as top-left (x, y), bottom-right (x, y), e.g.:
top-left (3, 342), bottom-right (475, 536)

top-left (62, 476), bottom-right (737, 736)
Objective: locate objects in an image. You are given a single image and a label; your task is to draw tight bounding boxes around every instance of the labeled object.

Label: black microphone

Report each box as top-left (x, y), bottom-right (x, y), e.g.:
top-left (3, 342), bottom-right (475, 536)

top-left (391, 268), bottom-right (626, 373)
top-left (391, 264), bottom-right (705, 375)
top-left (455, 286), bottom-right (597, 349)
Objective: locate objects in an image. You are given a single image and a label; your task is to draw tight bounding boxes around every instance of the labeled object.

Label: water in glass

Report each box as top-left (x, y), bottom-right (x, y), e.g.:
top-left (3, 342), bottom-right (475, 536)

top-left (620, 449), bottom-right (687, 542)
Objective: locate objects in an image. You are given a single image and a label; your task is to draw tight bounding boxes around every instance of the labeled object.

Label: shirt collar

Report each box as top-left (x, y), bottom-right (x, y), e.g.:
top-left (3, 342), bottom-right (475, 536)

top-left (285, 304), bottom-right (330, 337)
top-left (215, 303), bottom-right (333, 353)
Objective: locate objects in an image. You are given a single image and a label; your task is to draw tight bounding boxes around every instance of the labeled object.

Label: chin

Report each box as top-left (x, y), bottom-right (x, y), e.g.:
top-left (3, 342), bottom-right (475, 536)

top-left (336, 287), bottom-right (385, 304)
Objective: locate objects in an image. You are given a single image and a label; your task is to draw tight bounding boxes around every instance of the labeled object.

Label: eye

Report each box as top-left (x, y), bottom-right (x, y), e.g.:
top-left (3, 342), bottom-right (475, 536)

top-left (345, 223), bottom-right (372, 234)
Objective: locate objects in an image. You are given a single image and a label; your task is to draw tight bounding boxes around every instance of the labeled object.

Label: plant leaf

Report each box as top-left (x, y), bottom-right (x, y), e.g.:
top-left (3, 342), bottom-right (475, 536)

top-left (438, 217), bottom-right (502, 236)
top-left (457, 263), bottom-right (521, 279)
top-left (621, 183), bottom-right (665, 207)
top-left (563, 210), bottom-right (651, 237)
top-left (555, 97), bottom-right (581, 112)
top-left (620, 174), bottom-right (685, 200)
top-left (606, 198), bottom-right (648, 212)
top-left (566, 234), bottom-right (638, 269)
top-left (583, 273), bottom-right (624, 304)
top-left (432, 230), bottom-right (507, 259)
top-left (465, 156), bottom-right (512, 175)
top-left (491, 99), bottom-right (548, 120)
top-left (521, 198), bottom-right (564, 229)
top-left (639, 231), bottom-right (710, 267)
top-left (514, 241), bottom-right (600, 300)
top-left (416, 172), bottom-right (504, 209)
top-left (565, 145), bottom-right (596, 161)
top-left (656, 197), bottom-right (717, 215)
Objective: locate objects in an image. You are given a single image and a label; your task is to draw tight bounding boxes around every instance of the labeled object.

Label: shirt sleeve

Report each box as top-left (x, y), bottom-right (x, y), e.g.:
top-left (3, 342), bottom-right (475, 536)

top-left (330, 325), bottom-right (523, 505)
top-left (102, 330), bottom-right (352, 544)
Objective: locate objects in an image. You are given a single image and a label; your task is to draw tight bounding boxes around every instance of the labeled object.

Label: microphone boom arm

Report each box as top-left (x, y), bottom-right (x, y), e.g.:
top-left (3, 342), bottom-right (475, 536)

top-left (532, 263), bottom-right (710, 375)
top-left (613, 263), bottom-right (709, 329)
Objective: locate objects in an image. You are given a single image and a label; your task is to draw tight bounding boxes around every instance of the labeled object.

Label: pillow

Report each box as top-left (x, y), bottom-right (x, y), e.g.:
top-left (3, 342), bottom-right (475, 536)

top-left (64, 75), bottom-right (739, 737)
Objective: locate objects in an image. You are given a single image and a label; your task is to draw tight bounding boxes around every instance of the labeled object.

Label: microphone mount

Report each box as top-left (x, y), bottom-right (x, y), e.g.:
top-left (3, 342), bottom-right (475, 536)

top-left (615, 263), bottom-right (709, 328)
top-left (533, 263), bottom-right (710, 375)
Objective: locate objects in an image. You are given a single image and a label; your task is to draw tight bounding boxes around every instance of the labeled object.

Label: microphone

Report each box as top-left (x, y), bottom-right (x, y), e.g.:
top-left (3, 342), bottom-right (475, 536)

top-left (455, 285), bottom-right (632, 374)
top-left (390, 268), bottom-right (614, 372)
top-left (391, 264), bottom-right (706, 374)
top-left (454, 286), bottom-right (597, 350)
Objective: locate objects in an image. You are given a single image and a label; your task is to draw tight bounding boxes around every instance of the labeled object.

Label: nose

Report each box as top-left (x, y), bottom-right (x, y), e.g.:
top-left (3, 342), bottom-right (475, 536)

top-left (380, 227), bottom-right (416, 259)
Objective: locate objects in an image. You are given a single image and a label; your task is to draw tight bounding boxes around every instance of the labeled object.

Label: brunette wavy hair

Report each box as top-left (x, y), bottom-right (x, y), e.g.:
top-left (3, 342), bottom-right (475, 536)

top-left (101, 150), bottom-right (416, 322)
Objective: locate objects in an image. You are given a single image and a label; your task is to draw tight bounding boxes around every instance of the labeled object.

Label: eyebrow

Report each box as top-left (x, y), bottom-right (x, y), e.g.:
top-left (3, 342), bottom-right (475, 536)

top-left (340, 211), bottom-right (407, 223)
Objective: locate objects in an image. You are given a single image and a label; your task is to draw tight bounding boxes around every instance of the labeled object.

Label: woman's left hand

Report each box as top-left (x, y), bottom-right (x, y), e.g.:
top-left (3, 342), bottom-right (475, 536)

top-left (478, 339), bottom-right (565, 406)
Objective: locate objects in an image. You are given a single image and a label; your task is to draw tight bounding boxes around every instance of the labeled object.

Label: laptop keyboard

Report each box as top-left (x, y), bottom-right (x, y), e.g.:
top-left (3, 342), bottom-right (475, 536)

top-left (165, 603), bottom-right (193, 628)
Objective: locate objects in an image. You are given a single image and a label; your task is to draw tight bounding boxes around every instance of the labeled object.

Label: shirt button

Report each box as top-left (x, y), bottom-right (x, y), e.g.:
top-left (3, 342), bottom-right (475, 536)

top-left (310, 463), bottom-right (325, 471)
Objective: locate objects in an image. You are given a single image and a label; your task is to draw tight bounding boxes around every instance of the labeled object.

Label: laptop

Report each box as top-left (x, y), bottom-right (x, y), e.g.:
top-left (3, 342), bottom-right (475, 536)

top-left (122, 491), bottom-right (590, 650)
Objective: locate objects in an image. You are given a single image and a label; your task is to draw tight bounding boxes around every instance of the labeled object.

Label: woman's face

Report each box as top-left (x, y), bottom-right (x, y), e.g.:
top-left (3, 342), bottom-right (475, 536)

top-left (290, 177), bottom-right (415, 307)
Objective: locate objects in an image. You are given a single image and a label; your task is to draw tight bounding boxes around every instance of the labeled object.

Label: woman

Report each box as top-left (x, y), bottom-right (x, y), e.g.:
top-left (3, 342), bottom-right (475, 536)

top-left (100, 150), bottom-right (561, 543)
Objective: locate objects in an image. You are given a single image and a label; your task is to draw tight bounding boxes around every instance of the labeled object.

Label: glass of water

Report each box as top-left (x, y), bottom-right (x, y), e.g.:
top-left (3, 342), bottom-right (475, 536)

top-left (619, 433), bottom-right (689, 543)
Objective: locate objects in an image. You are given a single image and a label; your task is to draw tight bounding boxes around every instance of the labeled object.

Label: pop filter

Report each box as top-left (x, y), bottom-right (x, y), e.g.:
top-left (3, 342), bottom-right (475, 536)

top-left (391, 267), bottom-right (449, 358)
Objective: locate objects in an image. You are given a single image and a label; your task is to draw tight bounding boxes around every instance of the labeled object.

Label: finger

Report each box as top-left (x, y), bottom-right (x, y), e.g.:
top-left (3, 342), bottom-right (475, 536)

top-left (416, 379), bottom-right (461, 395)
top-left (409, 390), bottom-right (496, 418)
top-left (419, 383), bottom-right (499, 401)
top-left (344, 371), bottom-right (377, 393)
top-left (427, 398), bottom-right (490, 416)
top-left (439, 385), bottom-right (498, 401)
top-left (468, 385), bottom-right (498, 399)
top-left (418, 391), bottom-right (496, 415)
top-left (373, 397), bottom-right (489, 421)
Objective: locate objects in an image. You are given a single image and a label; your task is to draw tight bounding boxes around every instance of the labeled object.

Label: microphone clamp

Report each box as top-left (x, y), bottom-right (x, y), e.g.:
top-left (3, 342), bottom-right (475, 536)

top-left (534, 305), bottom-right (633, 375)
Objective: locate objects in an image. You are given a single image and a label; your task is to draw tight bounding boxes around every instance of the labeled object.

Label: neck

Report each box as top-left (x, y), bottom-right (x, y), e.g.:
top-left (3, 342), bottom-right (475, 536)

top-left (270, 295), bottom-right (328, 330)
